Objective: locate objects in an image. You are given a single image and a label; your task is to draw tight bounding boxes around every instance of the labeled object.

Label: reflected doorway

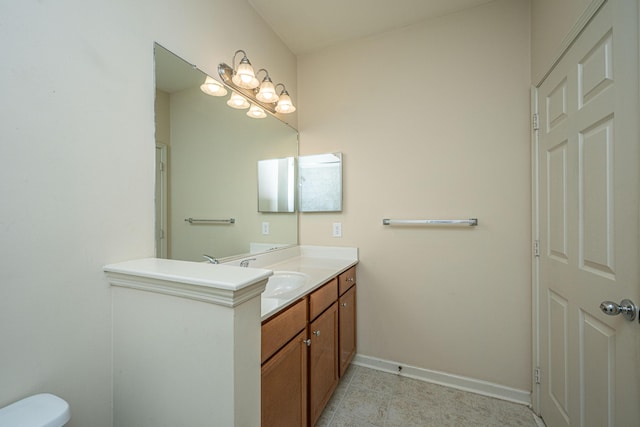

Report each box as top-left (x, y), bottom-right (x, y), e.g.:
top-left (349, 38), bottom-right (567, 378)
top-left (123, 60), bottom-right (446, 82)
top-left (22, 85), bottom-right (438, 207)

top-left (155, 143), bottom-right (168, 258)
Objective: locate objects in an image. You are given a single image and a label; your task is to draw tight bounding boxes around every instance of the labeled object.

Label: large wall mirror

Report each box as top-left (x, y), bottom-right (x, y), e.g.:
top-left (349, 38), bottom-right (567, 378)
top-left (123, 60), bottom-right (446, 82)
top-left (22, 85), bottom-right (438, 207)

top-left (154, 43), bottom-right (299, 262)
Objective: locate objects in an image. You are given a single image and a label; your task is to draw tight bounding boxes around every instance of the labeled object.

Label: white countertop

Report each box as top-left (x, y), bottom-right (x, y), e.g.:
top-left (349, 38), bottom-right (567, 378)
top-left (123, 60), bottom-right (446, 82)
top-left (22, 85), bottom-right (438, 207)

top-left (103, 246), bottom-right (358, 314)
top-left (103, 258), bottom-right (273, 307)
top-left (260, 256), bottom-right (358, 319)
top-left (104, 257), bottom-right (273, 289)
top-left (228, 246), bottom-right (358, 320)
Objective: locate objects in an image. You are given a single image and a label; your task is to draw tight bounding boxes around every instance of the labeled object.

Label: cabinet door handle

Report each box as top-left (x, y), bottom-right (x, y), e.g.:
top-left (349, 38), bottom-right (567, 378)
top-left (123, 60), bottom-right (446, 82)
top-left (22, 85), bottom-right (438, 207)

top-left (348, 277), bottom-right (355, 282)
top-left (341, 302), bottom-right (348, 307)
top-left (313, 330), bottom-right (321, 336)
top-left (303, 339), bottom-right (311, 346)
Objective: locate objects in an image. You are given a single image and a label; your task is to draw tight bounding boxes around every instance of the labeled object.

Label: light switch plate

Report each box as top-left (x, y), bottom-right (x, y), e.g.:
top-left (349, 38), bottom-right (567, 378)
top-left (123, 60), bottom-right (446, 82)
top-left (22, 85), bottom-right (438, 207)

top-left (332, 222), bottom-right (342, 237)
top-left (262, 222), bottom-right (270, 235)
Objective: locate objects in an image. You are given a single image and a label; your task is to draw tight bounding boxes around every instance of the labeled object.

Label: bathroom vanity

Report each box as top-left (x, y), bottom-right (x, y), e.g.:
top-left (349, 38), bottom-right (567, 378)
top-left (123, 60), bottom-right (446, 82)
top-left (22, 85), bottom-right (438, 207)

top-left (261, 265), bottom-right (357, 427)
top-left (104, 246), bottom-right (357, 427)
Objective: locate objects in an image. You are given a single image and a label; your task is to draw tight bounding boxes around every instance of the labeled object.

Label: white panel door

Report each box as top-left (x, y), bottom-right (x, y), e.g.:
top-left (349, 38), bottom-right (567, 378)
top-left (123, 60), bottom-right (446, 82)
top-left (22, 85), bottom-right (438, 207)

top-left (536, 1), bottom-right (639, 426)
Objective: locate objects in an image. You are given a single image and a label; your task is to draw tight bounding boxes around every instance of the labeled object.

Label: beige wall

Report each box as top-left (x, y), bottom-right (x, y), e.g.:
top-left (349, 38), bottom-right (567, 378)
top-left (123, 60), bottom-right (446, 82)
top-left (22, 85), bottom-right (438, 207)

top-left (0, 1), bottom-right (295, 426)
top-left (298, 0), bottom-right (532, 391)
top-left (531, 0), bottom-right (598, 83)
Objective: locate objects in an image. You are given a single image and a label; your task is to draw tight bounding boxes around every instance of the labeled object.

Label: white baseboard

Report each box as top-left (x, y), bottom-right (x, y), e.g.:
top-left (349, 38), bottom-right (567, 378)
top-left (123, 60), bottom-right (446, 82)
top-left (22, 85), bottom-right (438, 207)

top-left (352, 353), bottom-right (532, 407)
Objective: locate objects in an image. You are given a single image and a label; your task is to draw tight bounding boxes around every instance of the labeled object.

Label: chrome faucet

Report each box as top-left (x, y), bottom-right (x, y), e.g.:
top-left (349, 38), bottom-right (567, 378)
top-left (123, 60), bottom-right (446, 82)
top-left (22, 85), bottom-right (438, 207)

top-left (203, 254), bottom-right (219, 264)
top-left (240, 258), bottom-right (257, 267)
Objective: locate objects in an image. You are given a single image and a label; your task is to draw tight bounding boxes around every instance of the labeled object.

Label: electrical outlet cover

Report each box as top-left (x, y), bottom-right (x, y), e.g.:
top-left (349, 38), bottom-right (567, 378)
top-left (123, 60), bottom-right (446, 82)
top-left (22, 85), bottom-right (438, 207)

top-left (332, 222), bottom-right (342, 237)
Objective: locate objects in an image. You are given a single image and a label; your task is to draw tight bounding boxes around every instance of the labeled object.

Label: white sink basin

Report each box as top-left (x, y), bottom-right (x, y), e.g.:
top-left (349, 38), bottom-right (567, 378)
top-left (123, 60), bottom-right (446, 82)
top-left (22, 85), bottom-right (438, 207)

top-left (263, 271), bottom-right (309, 298)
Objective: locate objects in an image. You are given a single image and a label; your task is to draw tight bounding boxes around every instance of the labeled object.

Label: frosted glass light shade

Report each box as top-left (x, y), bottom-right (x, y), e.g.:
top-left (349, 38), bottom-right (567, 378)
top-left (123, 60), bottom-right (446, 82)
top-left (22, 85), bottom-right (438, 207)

top-left (247, 104), bottom-right (267, 118)
top-left (200, 76), bottom-right (227, 96)
top-left (232, 60), bottom-right (259, 89)
top-left (256, 79), bottom-right (279, 103)
top-left (275, 92), bottom-right (296, 113)
top-left (227, 92), bottom-right (250, 109)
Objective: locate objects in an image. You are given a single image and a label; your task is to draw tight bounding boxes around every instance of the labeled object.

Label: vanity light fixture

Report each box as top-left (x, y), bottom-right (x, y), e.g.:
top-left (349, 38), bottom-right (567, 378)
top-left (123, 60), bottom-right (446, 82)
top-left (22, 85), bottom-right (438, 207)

top-left (231, 50), bottom-right (260, 89)
top-left (275, 84), bottom-right (296, 114)
top-left (255, 69), bottom-right (279, 103)
top-left (200, 76), bottom-right (227, 96)
top-left (227, 91), bottom-right (250, 109)
top-left (247, 104), bottom-right (267, 119)
top-left (217, 49), bottom-right (297, 117)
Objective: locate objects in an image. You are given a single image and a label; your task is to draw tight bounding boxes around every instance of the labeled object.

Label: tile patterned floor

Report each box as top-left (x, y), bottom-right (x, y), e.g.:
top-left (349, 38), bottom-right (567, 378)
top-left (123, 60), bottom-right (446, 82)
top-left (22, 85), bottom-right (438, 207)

top-left (316, 365), bottom-right (543, 427)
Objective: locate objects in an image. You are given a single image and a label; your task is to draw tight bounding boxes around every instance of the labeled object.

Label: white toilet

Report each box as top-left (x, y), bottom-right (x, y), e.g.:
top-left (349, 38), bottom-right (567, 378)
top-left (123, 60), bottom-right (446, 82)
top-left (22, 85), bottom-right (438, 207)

top-left (0, 393), bottom-right (70, 427)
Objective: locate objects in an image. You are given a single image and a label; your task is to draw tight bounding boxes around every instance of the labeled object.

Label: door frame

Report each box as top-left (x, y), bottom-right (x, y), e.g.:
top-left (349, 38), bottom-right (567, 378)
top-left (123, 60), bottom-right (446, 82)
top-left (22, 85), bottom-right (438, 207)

top-left (530, 0), bottom-right (607, 416)
top-left (155, 142), bottom-right (168, 258)
top-left (531, 86), bottom-right (540, 413)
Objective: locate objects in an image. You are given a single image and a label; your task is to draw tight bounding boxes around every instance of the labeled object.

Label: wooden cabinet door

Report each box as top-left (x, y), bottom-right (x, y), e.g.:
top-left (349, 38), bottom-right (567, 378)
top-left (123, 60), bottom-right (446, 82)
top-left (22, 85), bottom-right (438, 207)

top-left (261, 329), bottom-right (308, 427)
top-left (309, 302), bottom-right (339, 426)
top-left (338, 285), bottom-right (356, 377)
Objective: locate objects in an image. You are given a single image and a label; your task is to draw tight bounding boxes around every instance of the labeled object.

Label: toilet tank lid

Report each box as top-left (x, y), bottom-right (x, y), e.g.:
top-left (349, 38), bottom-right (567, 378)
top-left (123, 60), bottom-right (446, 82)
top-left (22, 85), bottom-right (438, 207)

top-left (0, 393), bottom-right (70, 427)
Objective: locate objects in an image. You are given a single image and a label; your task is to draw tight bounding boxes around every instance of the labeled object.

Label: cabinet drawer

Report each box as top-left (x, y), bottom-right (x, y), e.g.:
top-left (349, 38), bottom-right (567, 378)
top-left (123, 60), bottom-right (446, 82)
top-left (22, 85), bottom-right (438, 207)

top-left (309, 278), bottom-right (338, 320)
top-left (262, 298), bottom-right (307, 364)
top-left (338, 267), bottom-right (356, 295)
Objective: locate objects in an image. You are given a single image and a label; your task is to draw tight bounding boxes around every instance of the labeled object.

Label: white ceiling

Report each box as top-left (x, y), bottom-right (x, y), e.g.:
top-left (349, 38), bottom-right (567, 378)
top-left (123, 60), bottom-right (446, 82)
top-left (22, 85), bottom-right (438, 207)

top-left (248, 0), bottom-right (495, 55)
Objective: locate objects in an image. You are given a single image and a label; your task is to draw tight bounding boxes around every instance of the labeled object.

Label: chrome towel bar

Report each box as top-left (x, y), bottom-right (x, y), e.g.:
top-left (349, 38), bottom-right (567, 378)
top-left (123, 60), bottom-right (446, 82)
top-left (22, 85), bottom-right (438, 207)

top-left (184, 218), bottom-right (236, 224)
top-left (382, 218), bottom-right (478, 226)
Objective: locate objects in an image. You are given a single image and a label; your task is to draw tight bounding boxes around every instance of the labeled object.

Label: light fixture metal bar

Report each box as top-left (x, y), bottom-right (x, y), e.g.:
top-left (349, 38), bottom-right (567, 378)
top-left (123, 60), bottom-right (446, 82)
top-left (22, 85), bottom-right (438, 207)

top-left (218, 63), bottom-right (277, 114)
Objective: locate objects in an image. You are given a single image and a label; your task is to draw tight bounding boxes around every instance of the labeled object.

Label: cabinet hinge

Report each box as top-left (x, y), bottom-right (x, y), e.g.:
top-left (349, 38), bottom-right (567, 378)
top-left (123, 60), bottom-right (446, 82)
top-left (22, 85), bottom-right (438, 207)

top-left (534, 240), bottom-right (540, 257)
top-left (160, 161), bottom-right (166, 172)
top-left (533, 113), bottom-right (539, 131)
top-left (535, 367), bottom-right (541, 384)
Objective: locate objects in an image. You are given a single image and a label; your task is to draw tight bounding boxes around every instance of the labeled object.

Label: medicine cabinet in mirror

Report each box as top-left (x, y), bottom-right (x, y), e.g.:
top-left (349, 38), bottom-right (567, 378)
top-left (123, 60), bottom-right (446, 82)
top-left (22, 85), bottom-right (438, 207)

top-left (154, 43), bottom-right (299, 262)
top-left (258, 157), bottom-right (296, 213)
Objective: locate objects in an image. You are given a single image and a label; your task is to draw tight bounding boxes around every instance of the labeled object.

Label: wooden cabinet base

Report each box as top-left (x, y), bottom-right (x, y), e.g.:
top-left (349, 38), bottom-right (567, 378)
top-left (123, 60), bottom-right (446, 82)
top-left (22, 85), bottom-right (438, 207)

top-left (261, 266), bottom-right (358, 427)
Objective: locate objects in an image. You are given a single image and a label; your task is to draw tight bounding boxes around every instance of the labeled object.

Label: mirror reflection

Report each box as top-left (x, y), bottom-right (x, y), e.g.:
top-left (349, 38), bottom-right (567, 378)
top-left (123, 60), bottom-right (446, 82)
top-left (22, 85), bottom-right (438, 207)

top-left (154, 44), bottom-right (299, 262)
top-left (258, 157), bottom-right (296, 213)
